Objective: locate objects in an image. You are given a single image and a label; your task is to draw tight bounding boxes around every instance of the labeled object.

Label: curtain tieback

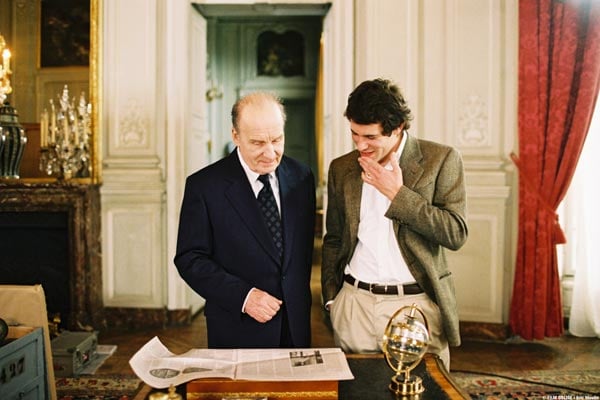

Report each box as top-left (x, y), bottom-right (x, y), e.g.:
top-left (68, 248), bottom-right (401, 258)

top-left (510, 152), bottom-right (567, 244)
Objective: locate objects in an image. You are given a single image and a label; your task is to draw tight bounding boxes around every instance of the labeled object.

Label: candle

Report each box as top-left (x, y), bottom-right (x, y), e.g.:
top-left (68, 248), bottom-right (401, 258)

top-left (50, 100), bottom-right (56, 143)
top-left (39, 113), bottom-right (44, 147)
top-left (2, 48), bottom-right (10, 72)
top-left (63, 116), bottom-right (69, 143)
top-left (73, 116), bottom-right (79, 145)
top-left (40, 110), bottom-right (48, 147)
top-left (50, 114), bottom-right (55, 143)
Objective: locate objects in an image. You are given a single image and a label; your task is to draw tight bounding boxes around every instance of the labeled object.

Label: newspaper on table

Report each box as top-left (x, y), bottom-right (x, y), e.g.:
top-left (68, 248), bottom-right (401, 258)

top-left (129, 336), bottom-right (355, 389)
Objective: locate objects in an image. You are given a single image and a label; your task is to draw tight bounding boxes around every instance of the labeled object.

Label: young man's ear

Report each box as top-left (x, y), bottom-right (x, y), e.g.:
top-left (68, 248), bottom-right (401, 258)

top-left (393, 123), bottom-right (405, 136)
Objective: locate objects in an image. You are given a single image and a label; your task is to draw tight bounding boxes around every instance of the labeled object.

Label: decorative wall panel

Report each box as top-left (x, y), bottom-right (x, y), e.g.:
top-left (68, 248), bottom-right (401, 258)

top-left (102, 200), bottom-right (163, 307)
top-left (449, 199), bottom-right (508, 323)
top-left (101, 0), bottom-right (166, 314)
top-left (104, 0), bottom-right (158, 161)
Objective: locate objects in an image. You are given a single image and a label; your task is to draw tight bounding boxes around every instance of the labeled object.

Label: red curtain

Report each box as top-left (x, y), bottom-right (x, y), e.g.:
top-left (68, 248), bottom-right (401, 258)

top-left (510, 0), bottom-right (600, 340)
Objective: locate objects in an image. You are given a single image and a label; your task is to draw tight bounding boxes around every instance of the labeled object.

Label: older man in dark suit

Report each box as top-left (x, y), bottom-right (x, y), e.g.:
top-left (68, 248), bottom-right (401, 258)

top-left (321, 79), bottom-right (468, 368)
top-left (175, 92), bottom-right (315, 348)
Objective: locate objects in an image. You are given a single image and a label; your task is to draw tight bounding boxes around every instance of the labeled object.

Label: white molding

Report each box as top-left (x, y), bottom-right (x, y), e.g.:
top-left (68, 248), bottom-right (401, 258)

top-left (103, 0), bottom-right (158, 162)
top-left (322, 0), bottom-right (355, 171)
top-left (101, 0), bottom-right (166, 310)
top-left (355, 0), bottom-right (420, 111)
top-left (102, 204), bottom-right (164, 307)
top-left (451, 209), bottom-right (505, 323)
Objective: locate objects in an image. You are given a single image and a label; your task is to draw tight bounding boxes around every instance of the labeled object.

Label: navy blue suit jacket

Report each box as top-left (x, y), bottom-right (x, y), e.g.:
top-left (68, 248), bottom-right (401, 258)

top-left (174, 150), bottom-right (316, 348)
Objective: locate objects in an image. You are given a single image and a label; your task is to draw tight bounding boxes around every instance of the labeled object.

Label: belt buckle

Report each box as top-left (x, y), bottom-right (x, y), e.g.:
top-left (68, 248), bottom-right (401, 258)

top-left (369, 284), bottom-right (388, 294)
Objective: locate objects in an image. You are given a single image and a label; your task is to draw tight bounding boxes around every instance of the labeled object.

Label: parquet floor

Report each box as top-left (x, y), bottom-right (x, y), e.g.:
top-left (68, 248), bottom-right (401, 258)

top-left (95, 263), bottom-right (600, 377)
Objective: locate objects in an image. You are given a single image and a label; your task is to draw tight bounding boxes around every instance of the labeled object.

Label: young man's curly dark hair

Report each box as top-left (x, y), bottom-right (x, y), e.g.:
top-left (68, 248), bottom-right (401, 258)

top-left (344, 78), bottom-right (413, 135)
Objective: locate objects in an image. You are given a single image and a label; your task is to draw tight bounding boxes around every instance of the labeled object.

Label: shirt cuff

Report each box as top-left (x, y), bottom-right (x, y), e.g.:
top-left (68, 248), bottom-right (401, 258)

top-left (242, 287), bottom-right (257, 313)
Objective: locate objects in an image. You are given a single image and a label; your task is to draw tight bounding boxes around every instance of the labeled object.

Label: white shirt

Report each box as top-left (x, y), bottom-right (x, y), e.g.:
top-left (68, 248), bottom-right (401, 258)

top-left (237, 148), bottom-right (282, 312)
top-left (345, 132), bottom-right (416, 285)
top-left (237, 148), bottom-right (281, 212)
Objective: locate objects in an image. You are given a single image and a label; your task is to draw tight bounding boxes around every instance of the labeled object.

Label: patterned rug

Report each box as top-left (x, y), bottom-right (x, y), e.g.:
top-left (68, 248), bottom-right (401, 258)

top-left (451, 369), bottom-right (600, 399)
top-left (56, 376), bottom-right (143, 400)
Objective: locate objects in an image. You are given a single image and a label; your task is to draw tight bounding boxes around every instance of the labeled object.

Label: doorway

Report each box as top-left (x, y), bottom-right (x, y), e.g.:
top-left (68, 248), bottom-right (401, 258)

top-left (170, 2), bottom-right (352, 312)
top-left (194, 4), bottom-right (330, 178)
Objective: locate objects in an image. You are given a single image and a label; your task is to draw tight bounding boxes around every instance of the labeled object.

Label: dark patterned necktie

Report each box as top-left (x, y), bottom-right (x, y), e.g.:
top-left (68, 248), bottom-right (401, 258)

top-left (257, 174), bottom-right (283, 260)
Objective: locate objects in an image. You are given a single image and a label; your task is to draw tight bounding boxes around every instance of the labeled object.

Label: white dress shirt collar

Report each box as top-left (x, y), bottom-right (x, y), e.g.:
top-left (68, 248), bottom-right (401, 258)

top-left (385, 130), bottom-right (408, 169)
top-left (236, 148), bottom-right (281, 208)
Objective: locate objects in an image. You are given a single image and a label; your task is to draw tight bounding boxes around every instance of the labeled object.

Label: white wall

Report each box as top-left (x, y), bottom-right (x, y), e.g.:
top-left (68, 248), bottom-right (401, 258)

top-left (101, 0), bottom-right (166, 308)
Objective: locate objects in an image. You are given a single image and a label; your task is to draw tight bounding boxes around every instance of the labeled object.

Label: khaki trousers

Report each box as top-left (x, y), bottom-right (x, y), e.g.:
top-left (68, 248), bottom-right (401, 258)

top-left (330, 281), bottom-right (450, 369)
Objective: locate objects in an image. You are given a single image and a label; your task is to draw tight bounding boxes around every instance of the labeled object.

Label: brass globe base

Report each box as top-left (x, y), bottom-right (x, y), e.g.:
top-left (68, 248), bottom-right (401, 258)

top-left (389, 374), bottom-right (424, 399)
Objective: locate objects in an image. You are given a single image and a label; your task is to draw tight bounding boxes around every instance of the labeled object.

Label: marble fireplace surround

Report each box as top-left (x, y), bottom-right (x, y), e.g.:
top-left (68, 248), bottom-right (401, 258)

top-left (0, 181), bottom-right (103, 329)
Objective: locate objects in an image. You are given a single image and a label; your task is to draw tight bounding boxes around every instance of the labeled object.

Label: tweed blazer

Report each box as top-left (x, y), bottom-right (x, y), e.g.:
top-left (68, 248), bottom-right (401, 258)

top-left (321, 134), bottom-right (468, 346)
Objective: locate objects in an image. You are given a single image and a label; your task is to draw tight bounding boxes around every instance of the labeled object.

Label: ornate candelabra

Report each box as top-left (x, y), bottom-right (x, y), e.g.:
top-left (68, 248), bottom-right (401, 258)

top-left (39, 85), bottom-right (91, 179)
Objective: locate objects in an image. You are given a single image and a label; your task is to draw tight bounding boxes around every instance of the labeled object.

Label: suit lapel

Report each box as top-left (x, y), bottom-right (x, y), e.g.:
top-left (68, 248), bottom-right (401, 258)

top-left (342, 153), bottom-right (363, 244)
top-left (394, 134), bottom-right (424, 237)
top-left (399, 135), bottom-right (424, 189)
top-left (277, 160), bottom-right (296, 270)
top-left (223, 152), bottom-right (281, 264)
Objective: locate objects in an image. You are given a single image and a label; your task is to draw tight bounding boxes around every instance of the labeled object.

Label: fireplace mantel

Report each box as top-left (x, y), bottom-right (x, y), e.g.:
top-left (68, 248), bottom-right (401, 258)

top-left (0, 180), bottom-right (103, 330)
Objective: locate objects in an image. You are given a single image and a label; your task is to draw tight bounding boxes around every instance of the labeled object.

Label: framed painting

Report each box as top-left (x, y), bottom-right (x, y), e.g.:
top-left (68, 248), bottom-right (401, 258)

top-left (40, 0), bottom-right (90, 68)
top-left (257, 30), bottom-right (305, 77)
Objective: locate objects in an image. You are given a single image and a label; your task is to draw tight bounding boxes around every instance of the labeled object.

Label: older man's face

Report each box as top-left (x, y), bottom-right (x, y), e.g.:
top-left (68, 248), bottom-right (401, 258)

top-left (232, 101), bottom-right (285, 175)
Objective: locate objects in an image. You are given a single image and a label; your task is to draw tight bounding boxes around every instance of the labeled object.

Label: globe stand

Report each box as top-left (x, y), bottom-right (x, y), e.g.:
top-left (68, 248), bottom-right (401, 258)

top-left (389, 369), bottom-right (424, 398)
top-left (382, 304), bottom-right (430, 399)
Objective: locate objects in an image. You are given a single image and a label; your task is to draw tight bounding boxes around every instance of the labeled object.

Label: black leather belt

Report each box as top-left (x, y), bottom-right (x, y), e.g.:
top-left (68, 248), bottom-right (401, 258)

top-left (344, 274), bottom-right (423, 295)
